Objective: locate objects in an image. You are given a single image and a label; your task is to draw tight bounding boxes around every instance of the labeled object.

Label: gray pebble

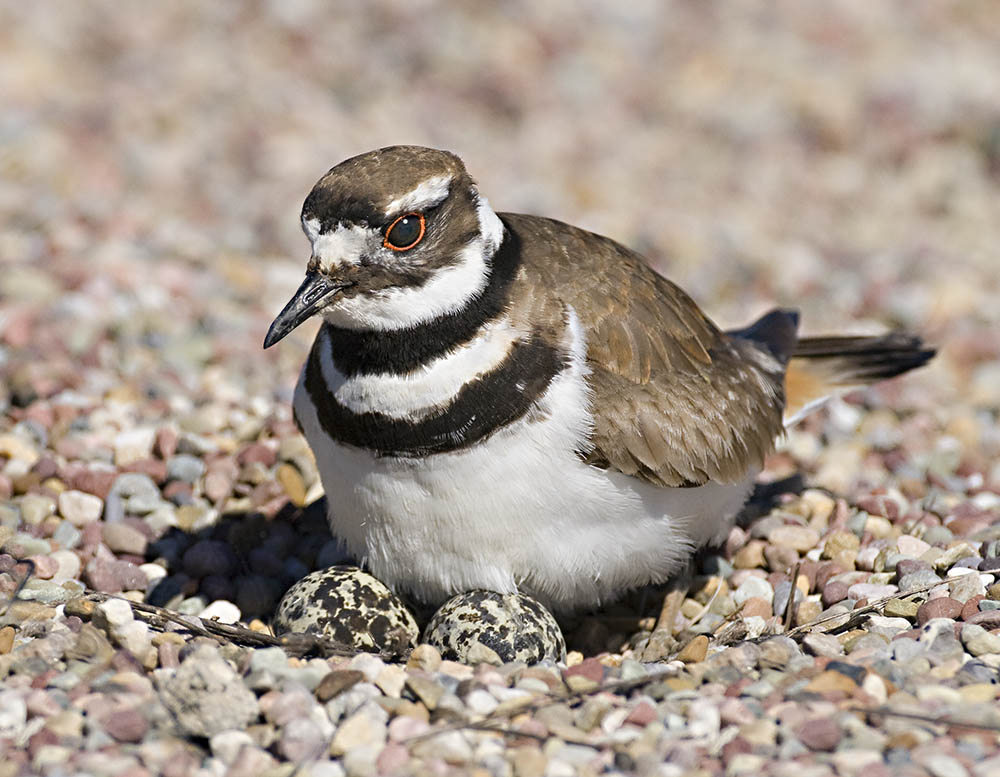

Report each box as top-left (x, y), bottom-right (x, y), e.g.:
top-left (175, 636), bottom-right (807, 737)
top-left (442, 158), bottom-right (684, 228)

top-left (167, 454), bottom-right (206, 483)
top-left (898, 569), bottom-right (942, 592)
top-left (157, 645), bottom-right (259, 737)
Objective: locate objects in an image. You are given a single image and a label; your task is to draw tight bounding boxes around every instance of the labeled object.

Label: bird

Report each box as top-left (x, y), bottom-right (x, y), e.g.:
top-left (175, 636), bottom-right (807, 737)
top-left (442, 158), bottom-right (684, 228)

top-left (264, 145), bottom-right (934, 613)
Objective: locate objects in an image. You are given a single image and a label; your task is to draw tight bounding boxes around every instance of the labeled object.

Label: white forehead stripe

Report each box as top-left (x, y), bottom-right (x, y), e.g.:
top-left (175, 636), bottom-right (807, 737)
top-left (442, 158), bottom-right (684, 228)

top-left (308, 223), bottom-right (371, 267)
top-left (384, 175), bottom-right (451, 216)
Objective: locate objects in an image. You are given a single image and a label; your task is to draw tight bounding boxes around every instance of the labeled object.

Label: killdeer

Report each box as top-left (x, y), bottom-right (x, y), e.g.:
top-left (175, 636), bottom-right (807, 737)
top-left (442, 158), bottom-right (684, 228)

top-left (265, 146), bottom-right (934, 612)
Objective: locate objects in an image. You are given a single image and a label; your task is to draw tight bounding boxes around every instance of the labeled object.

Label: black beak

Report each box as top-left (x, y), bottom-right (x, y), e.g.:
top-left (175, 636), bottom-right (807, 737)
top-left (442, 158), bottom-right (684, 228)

top-left (264, 272), bottom-right (347, 348)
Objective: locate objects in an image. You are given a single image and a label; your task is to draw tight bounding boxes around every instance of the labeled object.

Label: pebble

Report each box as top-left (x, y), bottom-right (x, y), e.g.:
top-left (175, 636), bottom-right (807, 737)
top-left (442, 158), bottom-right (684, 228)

top-left (199, 600), bottom-right (242, 624)
top-left (734, 576), bottom-right (774, 605)
top-left (917, 597), bottom-right (963, 625)
top-left (57, 490), bottom-right (104, 525)
top-left (157, 645), bottom-right (259, 737)
top-left (676, 635), bottom-right (709, 663)
top-left (102, 522), bottom-right (148, 555)
top-left (961, 624), bottom-right (1000, 656)
top-left (795, 716), bottom-right (842, 751)
top-left (166, 454), bottom-right (205, 484)
top-left (768, 525), bottom-right (821, 552)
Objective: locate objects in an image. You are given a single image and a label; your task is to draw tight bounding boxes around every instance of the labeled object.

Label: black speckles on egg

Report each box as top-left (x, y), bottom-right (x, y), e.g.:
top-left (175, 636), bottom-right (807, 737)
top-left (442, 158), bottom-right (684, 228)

top-left (423, 590), bottom-right (566, 665)
top-left (272, 566), bottom-right (419, 654)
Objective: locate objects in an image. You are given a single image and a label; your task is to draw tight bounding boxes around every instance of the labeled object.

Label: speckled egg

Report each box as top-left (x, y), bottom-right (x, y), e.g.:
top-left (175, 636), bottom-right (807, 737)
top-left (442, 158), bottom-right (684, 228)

top-left (424, 590), bottom-right (566, 664)
top-left (272, 566), bottom-right (419, 654)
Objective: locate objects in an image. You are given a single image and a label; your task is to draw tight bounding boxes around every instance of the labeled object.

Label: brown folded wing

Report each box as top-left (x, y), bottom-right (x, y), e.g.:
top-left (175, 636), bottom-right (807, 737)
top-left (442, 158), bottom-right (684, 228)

top-left (503, 213), bottom-right (788, 488)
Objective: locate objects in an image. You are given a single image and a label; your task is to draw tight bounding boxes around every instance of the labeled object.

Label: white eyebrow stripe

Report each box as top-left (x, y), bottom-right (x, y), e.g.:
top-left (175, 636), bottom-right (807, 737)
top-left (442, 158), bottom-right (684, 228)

top-left (384, 175), bottom-right (451, 216)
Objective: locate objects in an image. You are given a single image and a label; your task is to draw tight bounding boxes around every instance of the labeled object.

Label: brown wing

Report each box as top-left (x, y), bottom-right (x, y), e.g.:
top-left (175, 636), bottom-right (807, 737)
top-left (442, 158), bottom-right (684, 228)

top-left (503, 213), bottom-right (788, 488)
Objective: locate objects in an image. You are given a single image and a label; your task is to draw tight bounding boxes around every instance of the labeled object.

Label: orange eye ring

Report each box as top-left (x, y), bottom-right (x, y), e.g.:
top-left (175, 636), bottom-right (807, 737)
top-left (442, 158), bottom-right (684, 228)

top-left (383, 212), bottom-right (426, 251)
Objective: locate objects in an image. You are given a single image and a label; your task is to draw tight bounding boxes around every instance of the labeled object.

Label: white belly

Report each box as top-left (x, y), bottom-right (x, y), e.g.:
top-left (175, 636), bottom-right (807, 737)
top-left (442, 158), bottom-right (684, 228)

top-left (293, 318), bottom-right (754, 610)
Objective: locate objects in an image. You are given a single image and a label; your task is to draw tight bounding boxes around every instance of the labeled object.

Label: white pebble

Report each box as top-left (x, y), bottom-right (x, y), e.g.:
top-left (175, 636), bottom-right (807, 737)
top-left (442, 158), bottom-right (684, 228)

top-left (114, 427), bottom-right (156, 466)
top-left (209, 730), bottom-right (255, 765)
top-left (49, 550), bottom-right (82, 583)
top-left (734, 576), bottom-right (774, 605)
top-left (96, 597), bottom-right (134, 629)
top-left (140, 563), bottom-right (168, 585)
top-left (198, 600), bottom-right (242, 624)
top-left (58, 490), bottom-right (104, 526)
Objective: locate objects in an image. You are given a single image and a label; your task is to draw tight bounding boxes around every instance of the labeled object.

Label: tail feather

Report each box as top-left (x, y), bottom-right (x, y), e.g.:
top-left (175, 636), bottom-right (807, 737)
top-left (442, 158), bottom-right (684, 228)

top-left (784, 332), bottom-right (935, 425)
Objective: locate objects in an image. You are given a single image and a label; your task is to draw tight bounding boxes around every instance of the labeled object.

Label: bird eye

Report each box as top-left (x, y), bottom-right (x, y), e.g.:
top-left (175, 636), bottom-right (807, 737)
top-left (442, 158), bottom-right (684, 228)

top-left (383, 212), bottom-right (425, 251)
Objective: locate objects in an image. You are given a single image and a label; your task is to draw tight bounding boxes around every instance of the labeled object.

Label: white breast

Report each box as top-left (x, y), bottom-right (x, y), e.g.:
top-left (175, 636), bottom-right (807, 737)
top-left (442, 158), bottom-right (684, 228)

top-left (294, 308), bottom-right (754, 610)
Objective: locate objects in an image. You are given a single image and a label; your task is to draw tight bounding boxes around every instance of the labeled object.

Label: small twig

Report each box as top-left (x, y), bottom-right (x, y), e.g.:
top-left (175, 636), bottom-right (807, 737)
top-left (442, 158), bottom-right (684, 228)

top-left (786, 579), bottom-right (945, 640)
top-left (783, 561), bottom-right (801, 632)
top-left (77, 590), bottom-right (404, 660)
top-left (864, 706), bottom-right (1000, 733)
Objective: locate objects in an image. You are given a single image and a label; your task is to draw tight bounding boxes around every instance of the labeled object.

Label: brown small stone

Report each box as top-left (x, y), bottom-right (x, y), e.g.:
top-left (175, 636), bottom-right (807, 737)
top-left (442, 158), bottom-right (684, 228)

top-left (316, 669), bottom-right (365, 702)
top-left (916, 597), bottom-right (962, 626)
top-left (740, 597), bottom-right (772, 619)
top-left (733, 540), bottom-right (767, 569)
top-left (803, 670), bottom-right (858, 695)
top-left (961, 595), bottom-right (985, 621)
top-left (675, 635), bottom-right (709, 663)
top-left (795, 716), bottom-right (842, 751)
top-left (966, 611), bottom-right (1000, 629)
top-left (154, 427), bottom-right (178, 459)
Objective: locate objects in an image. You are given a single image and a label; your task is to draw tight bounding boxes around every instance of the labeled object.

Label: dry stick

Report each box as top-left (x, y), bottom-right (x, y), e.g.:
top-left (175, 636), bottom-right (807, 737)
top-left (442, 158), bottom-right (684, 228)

top-left (78, 590), bottom-right (402, 661)
top-left (863, 706), bottom-right (1000, 733)
top-left (785, 578), bottom-right (947, 640)
top-left (783, 561), bottom-right (801, 632)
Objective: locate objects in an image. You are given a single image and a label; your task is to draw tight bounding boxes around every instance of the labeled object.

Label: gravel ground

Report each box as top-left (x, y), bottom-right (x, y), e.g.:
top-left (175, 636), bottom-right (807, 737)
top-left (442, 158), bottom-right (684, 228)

top-left (2, 2), bottom-right (1000, 775)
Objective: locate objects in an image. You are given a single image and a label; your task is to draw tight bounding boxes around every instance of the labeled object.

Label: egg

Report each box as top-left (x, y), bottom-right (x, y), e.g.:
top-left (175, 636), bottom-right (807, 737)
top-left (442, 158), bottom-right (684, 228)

top-left (424, 590), bottom-right (566, 664)
top-left (272, 566), bottom-right (418, 654)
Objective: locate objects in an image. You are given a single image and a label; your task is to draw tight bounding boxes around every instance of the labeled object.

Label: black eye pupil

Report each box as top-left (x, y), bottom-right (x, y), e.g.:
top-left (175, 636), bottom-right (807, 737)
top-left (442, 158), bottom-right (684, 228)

top-left (387, 216), bottom-right (421, 248)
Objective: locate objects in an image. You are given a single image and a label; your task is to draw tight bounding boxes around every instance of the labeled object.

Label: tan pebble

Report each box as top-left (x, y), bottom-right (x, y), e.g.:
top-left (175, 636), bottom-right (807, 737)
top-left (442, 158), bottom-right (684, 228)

top-left (564, 674), bottom-right (600, 692)
top-left (41, 477), bottom-right (67, 494)
top-left (883, 598), bottom-right (919, 619)
top-left (248, 619), bottom-right (272, 634)
top-left (0, 625), bottom-right (14, 654)
top-left (801, 490), bottom-right (836, 525)
top-left (864, 516), bottom-right (893, 539)
top-left (405, 674), bottom-right (444, 710)
top-left (804, 670), bottom-right (858, 694)
top-left (64, 597), bottom-right (96, 619)
top-left (511, 745), bottom-right (548, 777)
top-left (769, 525), bottom-right (821, 552)
top-left (675, 635), bottom-right (709, 663)
top-left (733, 540), bottom-right (767, 569)
top-left (565, 650), bottom-right (584, 667)
top-left (5, 601), bottom-right (56, 622)
top-left (741, 597), bottom-right (772, 619)
top-left (959, 683), bottom-right (999, 703)
top-left (151, 632), bottom-right (187, 647)
top-left (986, 583), bottom-right (1000, 601)
top-left (822, 531), bottom-right (860, 560)
top-left (394, 700), bottom-right (430, 723)
top-left (276, 463), bottom-right (307, 507)
top-left (796, 599), bottom-right (822, 624)
top-left (831, 549), bottom-right (858, 570)
top-left (407, 643), bottom-right (442, 673)
top-left (680, 598), bottom-right (703, 619)
top-left (0, 433), bottom-right (40, 466)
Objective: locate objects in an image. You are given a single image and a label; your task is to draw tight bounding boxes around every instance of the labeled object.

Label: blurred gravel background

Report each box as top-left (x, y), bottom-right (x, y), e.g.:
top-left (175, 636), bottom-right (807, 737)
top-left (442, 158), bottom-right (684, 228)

top-left (2, 2), bottom-right (1000, 776)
